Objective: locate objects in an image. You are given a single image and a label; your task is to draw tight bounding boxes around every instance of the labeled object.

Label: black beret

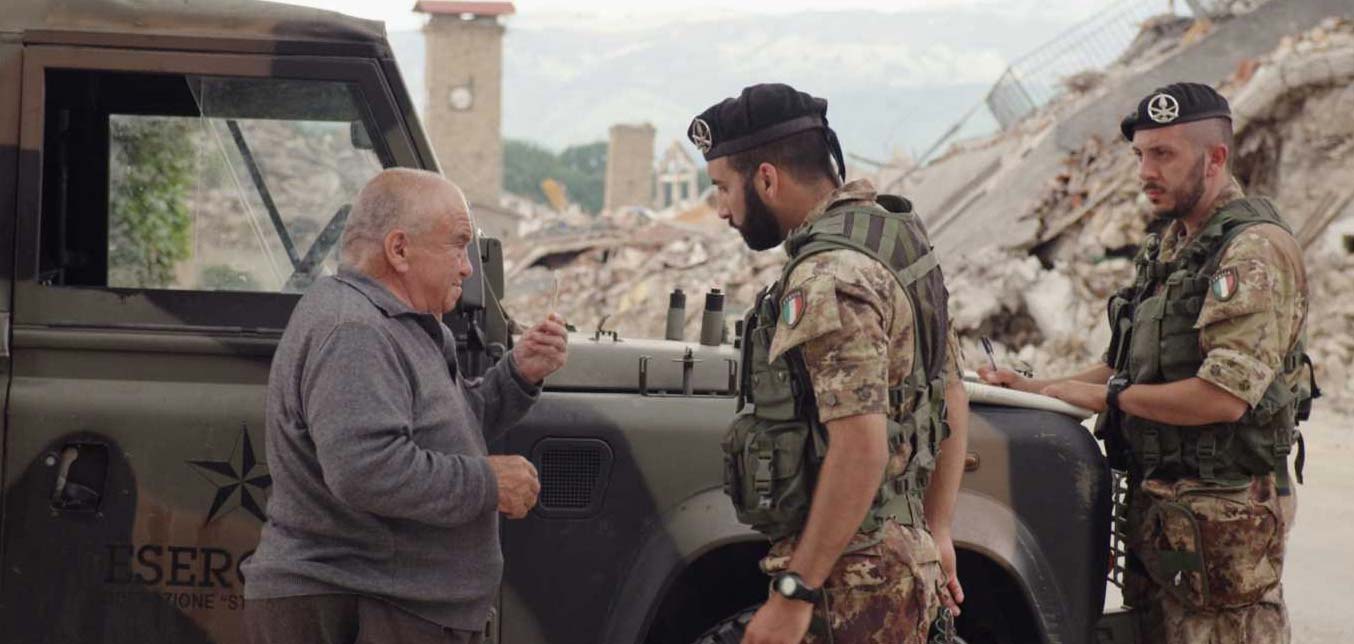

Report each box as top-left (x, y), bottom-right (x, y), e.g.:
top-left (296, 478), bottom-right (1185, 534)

top-left (688, 83), bottom-right (845, 179)
top-left (1121, 82), bottom-right (1231, 141)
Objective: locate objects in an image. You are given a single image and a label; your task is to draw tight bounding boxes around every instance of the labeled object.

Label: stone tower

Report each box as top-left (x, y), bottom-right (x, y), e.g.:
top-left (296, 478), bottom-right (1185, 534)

top-left (416, 1), bottom-right (514, 208)
top-left (603, 123), bottom-right (656, 212)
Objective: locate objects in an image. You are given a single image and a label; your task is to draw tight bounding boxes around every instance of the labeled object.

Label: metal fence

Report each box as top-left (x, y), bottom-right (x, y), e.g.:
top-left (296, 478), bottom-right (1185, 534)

top-left (985, 0), bottom-right (1179, 129)
top-left (902, 0), bottom-right (1198, 171)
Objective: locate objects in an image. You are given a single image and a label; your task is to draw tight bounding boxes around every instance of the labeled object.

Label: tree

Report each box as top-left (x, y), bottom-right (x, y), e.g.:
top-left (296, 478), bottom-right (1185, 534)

top-left (558, 141), bottom-right (607, 214)
top-left (503, 138), bottom-right (607, 215)
top-left (108, 117), bottom-right (196, 288)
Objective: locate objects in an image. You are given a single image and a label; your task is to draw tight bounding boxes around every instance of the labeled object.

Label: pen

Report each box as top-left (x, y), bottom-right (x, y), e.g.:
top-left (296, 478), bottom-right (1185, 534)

top-left (981, 336), bottom-right (998, 372)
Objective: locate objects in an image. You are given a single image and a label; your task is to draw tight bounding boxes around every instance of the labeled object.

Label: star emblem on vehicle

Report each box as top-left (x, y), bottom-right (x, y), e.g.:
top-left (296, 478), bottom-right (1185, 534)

top-left (187, 424), bottom-right (271, 526)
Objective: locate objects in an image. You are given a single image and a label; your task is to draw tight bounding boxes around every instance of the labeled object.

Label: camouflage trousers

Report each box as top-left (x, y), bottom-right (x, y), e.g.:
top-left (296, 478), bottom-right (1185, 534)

top-left (1124, 474), bottom-right (1291, 644)
top-left (761, 520), bottom-right (953, 644)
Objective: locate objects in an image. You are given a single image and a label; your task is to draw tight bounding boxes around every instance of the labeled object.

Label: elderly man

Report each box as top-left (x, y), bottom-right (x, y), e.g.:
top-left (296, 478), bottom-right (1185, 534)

top-left (242, 169), bottom-right (567, 644)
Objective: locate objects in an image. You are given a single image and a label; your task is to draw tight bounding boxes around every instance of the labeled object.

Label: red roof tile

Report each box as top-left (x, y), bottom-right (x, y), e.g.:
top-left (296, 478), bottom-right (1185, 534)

top-left (413, 1), bottom-right (516, 16)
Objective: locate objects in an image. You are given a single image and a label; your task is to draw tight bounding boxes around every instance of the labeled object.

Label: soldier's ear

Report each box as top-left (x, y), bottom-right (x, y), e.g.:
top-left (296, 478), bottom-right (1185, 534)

top-left (1206, 143), bottom-right (1229, 178)
top-left (756, 162), bottom-right (779, 199)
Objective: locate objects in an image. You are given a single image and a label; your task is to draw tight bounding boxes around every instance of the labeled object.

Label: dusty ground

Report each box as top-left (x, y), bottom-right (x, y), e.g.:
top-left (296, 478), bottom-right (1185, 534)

top-left (1283, 408), bottom-right (1354, 643)
top-left (1103, 408), bottom-right (1354, 641)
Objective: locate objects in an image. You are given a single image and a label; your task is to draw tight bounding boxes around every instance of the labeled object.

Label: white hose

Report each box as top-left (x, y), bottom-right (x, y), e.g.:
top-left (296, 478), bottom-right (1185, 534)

top-left (963, 380), bottom-right (1095, 420)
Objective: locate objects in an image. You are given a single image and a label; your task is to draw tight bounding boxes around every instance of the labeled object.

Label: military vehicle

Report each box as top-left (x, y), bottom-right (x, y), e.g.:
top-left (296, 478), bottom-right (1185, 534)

top-left (0, 2), bottom-right (1133, 643)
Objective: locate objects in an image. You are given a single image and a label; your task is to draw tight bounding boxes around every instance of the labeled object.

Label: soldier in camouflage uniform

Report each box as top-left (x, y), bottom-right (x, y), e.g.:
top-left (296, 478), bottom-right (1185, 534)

top-left (689, 84), bottom-right (969, 644)
top-left (981, 83), bottom-right (1312, 643)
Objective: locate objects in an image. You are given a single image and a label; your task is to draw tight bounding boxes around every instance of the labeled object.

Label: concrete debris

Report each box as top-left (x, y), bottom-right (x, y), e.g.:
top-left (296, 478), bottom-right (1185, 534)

top-left (1060, 70), bottom-right (1107, 95)
top-left (943, 16), bottom-right (1354, 412)
top-left (1115, 15), bottom-right (1197, 67)
top-left (501, 197), bottom-right (782, 341)
top-left (500, 16), bottom-right (1354, 413)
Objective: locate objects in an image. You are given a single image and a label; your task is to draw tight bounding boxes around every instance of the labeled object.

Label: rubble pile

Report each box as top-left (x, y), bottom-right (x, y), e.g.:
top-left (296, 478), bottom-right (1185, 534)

top-left (944, 17), bottom-right (1354, 412)
top-left (499, 17), bottom-right (1354, 412)
top-left (501, 209), bottom-right (780, 341)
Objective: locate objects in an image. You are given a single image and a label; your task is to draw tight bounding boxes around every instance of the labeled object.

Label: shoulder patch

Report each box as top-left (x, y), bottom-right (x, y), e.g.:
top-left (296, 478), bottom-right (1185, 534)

top-left (1211, 267), bottom-right (1239, 302)
top-left (781, 289), bottom-right (807, 328)
top-left (768, 275), bottom-right (843, 363)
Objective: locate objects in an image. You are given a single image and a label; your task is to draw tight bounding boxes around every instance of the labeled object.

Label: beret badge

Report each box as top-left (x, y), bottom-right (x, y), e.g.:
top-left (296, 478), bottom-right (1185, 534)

top-left (1147, 93), bottom-right (1181, 124)
top-left (689, 117), bottom-right (713, 154)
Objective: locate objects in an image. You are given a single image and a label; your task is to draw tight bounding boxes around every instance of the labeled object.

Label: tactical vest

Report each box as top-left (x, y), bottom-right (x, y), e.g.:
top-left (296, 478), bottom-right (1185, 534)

top-left (723, 195), bottom-right (950, 540)
top-left (1101, 197), bottom-right (1315, 484)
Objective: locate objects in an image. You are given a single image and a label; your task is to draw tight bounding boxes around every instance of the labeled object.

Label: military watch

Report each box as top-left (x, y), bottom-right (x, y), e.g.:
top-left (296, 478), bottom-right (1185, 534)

top-left (1106, 376), bottom-right (1130, 412)
top-left (770, 572), bottom-right (822, 603)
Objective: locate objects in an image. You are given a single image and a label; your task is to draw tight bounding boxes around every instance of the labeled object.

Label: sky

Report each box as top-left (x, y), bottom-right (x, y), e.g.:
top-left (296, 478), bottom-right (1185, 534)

top-left (279, 0), bottom-right (1102, 33)
top-left (273, 0), bottom-right (1151, 156)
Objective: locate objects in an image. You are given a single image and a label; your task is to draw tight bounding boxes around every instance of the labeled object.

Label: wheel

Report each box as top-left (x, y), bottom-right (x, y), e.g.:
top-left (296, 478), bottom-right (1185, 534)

top-left (690, 604), bottom-right (971, 644)
top-left (689, 605), bottom-right (758, 644)
top-left (954, 582), bottom-right (1019, 644)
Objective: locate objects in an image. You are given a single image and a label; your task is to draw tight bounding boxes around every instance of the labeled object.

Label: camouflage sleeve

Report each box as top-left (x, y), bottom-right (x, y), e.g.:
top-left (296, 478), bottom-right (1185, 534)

top-left (943, 325), bottom-right (965, 386)
top-left (768, 254), bottom-right (893, 423)
top-left (1195, 227), bottom-right (1303, 407)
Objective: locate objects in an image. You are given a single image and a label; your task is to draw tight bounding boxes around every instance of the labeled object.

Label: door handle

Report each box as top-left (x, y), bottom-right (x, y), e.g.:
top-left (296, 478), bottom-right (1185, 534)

top-left (49, 442), bottom-right (108, 512)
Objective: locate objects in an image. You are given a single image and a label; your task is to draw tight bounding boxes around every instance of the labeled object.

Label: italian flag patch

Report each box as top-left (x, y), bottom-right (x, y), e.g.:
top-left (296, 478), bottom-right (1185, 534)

top-left (1211, 267), bottom-right (1239, 301)
top-left (781, 289), bottom-right (807, 328)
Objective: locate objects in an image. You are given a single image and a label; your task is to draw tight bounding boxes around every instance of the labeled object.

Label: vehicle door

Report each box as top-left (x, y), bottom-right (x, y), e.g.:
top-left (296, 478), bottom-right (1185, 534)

top-left (0, 42), bottom-right (418, 644)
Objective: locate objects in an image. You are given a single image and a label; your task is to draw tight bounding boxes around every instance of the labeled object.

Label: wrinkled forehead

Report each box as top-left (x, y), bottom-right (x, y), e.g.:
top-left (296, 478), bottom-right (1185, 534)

top-left (419, 179), bottom-right (468, 218)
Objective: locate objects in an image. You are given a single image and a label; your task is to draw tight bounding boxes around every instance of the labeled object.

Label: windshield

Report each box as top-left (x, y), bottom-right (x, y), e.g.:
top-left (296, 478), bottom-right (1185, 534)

top-left (107, 75), bottom-right (385, 293)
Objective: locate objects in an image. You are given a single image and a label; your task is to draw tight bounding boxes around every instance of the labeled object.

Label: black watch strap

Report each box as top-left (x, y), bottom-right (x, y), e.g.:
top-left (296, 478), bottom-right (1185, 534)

top-left (770, 572), bottom-right (822, 603)
top-left (1106, 376), bottom-right (1129, 412)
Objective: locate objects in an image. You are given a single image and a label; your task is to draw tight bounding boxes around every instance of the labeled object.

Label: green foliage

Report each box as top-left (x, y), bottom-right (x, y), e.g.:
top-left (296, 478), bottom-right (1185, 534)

top-left (108, 117), bottom-right (196, 288)
top-left (560, 141), bottom-right (607, 176)
top-left (503, 139), bottom-right (607, 214)
top-left (199, 264), bottom-right (260, 291)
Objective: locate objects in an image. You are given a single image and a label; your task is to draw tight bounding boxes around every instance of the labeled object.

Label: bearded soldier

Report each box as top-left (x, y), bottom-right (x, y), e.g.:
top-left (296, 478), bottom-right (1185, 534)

top-left (689, 83), bottom-right (969, 644)
top-left (981, 82), bottom-right (1315, 643)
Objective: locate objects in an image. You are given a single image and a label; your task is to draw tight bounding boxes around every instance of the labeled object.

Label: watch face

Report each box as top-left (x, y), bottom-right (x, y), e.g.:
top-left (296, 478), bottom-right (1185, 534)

top-left (777, 576), bottom-right (798, 596)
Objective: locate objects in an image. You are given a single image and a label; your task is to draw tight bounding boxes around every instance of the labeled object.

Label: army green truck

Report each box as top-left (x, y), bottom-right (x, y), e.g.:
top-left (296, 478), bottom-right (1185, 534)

top-left (0, 2), bottom-right (1124, 643)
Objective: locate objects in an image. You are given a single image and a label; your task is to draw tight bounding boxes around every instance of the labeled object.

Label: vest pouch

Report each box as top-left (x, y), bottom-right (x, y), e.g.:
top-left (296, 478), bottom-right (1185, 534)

top-left (748, 325), bottom-right (797, 422)
top-left (1159, 291), bottom-right (1205, 382)
top-left (1106, 290), bottom-right (1136, 370)
top-left (1135, 478), bottom-right (1282, 610)
top-left (722, 414), bottom-right (817, 539)
top-left (1128, 294), bottom-right (1165, 383)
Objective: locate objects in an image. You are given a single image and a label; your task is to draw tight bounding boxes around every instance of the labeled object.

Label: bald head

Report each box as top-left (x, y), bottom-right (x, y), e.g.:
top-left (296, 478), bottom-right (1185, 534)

top-left (340, 168), bottom-right (477, 314)
top-left (341, 168), bottom-right (469, 266)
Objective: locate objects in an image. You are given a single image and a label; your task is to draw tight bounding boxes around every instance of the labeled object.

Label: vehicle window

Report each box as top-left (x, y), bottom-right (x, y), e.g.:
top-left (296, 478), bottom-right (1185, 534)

top-left (42, 71), bottom-right (386, 294)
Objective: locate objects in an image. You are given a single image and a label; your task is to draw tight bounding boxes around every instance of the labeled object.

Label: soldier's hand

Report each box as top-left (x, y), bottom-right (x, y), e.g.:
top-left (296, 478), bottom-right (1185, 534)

top-left (977, 366), bottom-right (1022, 388)
top-left (934, 532), bottom-right (964, 616)
top-left (512, 313), bottom-right (569, 385)
top-left (487, 455), bottom-right (540, 519)
top-left (742, 595), bottom-right (812, 644)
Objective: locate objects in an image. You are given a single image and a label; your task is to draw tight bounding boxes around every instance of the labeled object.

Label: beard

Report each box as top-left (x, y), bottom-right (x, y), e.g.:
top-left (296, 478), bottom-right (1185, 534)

top-left (1150, 154), bottom-right (1207, 221)
top-left (736, 180), bottom-right (784, 251)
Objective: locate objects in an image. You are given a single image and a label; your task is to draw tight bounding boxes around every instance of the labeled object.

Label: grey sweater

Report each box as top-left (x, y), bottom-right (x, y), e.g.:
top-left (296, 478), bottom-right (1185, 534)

top-left (242, 267), bottom-right (539, 630)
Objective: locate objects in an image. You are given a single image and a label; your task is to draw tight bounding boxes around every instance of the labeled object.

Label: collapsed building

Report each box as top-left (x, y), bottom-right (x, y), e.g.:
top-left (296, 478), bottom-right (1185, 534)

top-left (943, 15), bottom-right (1354, 412)
top-left (499, 5), bottom-right (1354, 412)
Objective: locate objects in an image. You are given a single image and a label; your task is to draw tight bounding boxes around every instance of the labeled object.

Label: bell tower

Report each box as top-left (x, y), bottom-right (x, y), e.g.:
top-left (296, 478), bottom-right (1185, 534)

top-left (415, 1), bottom-right (514, 208)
